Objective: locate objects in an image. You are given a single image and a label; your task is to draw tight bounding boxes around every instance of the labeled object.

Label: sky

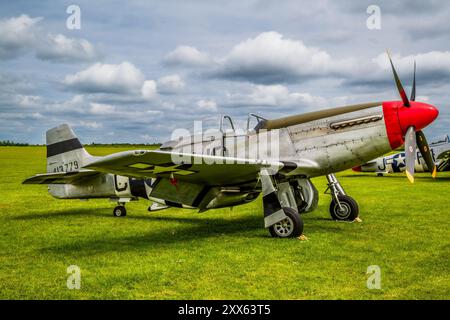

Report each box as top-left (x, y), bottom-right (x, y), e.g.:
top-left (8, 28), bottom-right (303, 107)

top-left (1, 0), bottom-right (449, 144)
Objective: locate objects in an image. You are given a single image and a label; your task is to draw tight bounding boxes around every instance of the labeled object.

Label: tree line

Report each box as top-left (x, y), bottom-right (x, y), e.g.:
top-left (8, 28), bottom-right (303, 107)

top-left (0, 140), bottom-right (29, 146)
top-left (0, 140), bottom-right (161, 147)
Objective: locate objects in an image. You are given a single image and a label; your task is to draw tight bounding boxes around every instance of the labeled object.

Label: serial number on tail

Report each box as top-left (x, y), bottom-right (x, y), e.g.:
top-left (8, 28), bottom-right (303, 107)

top-left (52, 161), bottom-right (79, 172)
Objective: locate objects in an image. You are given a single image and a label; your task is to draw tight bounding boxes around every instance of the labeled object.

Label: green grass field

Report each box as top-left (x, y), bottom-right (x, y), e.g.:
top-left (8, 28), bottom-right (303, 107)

top-left (0, 146), bottom-right (449, 299)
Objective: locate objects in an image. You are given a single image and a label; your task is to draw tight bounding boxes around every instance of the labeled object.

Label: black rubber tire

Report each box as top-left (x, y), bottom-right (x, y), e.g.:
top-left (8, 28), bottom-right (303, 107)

top-left (329, 195), bottom-right (359, 221)
top-left (269, 207), bottom-right (303, 238)
top-left (113, 206), bottom-right (127, 217)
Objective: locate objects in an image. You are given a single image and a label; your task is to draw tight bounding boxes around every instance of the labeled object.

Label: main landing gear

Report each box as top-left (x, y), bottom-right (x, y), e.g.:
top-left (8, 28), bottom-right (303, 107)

top-left (268, 207), bottom-right (303, 238)
top-left (260, 170), bottom-right (305, 238)
top-left (113, 203), bottom-right (127, 217)
top-left (325, 174), bottom-right (359, 221)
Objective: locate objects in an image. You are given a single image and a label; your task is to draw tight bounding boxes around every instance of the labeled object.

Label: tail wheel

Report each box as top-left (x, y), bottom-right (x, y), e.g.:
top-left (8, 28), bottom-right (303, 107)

top-left (113, 206), bottom-right (126, 217)
top-left (269, 207), bottom-right (303, 238)
top-left (329, 195), bottom-right (359, 221)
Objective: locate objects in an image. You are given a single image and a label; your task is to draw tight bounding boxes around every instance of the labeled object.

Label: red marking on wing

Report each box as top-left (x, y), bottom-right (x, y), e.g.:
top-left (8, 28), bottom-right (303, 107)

top-left (169, 176), bottom-right (179, 191)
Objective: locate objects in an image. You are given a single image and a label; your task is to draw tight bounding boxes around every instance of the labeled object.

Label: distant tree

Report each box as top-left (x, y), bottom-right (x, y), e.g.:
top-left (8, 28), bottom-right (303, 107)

top-left (0, 140), bottom-right (29, 146)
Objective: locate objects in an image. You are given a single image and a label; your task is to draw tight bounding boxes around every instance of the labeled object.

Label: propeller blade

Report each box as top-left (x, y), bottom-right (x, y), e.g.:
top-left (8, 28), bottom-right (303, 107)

top-left (416, 130), bottom-right (437, 178)
top-left (387, 50), bottom-right (410, 107)
top-left (405, 126), bottom-right (416, 183)
top-left (410, 60), bottom-right (416, 101)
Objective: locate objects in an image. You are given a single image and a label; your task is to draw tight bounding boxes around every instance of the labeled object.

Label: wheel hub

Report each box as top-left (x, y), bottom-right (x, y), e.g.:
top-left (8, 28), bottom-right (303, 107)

top-left (334, 202), bottom-right (351, 219)
top-left (273, 217), bottom-right (294, 237)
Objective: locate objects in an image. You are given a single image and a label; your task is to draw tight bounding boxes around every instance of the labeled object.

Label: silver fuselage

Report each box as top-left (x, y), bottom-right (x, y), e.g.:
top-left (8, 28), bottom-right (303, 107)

top-left (48, 104), bottom-right (394, 209)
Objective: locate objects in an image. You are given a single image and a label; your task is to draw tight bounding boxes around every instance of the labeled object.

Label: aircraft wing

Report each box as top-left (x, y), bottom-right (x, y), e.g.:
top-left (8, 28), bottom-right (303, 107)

top-left (23, 170), bottom-right (100, 184)
top-left (83, 149), bottom-right (299, 185)
top-left (363, 160), bottom-right (378, 166)
top-left (436, 149), bottom-right (450, 160)
top-left (436, 150), bottom-right (450, 171)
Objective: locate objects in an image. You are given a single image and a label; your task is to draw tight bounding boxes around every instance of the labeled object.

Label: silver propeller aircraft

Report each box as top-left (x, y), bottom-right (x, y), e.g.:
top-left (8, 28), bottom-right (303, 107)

top-left (23, 56), bottom-right (439, 238)
top-left (353, 134), bottom-right (450, 176)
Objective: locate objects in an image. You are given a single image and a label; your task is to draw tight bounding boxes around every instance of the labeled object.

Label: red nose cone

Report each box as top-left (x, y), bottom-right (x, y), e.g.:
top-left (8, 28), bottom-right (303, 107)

top-left (352, 166), bottom-right (362, 172)
top-left (382, 100), bottom-right (439, 150)
top-left (397, 101), bottom-right (439, 134)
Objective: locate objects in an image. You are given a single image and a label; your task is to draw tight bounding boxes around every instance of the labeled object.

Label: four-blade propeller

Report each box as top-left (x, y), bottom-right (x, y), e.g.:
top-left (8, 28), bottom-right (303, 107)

top-left (387, 52), bottom-right (437, 182)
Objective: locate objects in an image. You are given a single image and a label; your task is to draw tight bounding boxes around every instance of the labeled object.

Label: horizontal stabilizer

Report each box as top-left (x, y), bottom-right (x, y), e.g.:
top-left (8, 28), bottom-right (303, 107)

top-left (22, 170), bottom-right (99, 184)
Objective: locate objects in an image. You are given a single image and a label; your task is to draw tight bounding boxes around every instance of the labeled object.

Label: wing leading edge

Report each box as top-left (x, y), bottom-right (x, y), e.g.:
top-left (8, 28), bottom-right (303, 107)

top-left (83, 150), bottom-right (314, 186)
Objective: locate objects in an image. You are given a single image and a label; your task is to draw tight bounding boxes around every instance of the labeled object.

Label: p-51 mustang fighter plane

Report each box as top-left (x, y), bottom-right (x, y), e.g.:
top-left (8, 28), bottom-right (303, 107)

top-left (353, 134), bottom-right (450, 176)
top-left (23, 56), bottom-right (439, 238)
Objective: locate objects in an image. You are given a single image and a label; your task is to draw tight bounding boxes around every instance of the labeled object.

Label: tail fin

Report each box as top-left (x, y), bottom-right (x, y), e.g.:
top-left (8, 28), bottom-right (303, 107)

top-left (46, 124), bottom-right (94, 173)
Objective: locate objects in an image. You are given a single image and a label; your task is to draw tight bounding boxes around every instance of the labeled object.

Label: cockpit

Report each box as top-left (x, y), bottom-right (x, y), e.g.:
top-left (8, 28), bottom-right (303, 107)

top-left (181, 113), bottom-right (266, 135)
top-left (430, 134), bottom-right (449, 145)
top-left (160, 113), bottom-right (267, 153)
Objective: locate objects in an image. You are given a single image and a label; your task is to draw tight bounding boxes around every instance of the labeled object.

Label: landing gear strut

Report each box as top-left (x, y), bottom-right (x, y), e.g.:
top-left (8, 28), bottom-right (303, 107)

top-left (113, 203), bottom-right (127, 217)
top-left (325, 174), bottom-right (359, 221)
top-left (260, 170), bottom-right (303, 238)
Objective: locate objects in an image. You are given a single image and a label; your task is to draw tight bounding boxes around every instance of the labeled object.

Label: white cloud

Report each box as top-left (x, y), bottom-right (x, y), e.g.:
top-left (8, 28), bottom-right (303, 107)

top-left (205, 32), bottom-right (450, 87)
top-left (77, 120), bottom-right (103, 129)
top-left (140, 134), bottom-right (153, 141)
top-left (0, 15), bottom-right (99, 62)
top-left (168, 32), bottom-right (450, 87)
top-left (0, 15), bottom-right (41, 59)
top-left (164, 45), bottom-right (213, 67)
top-left (373, 51), bottom-right (450, 75)
top-left (90, 103), bottom-right (115, 115)
top-left (141, 80), bottom-right (157, 100)
top-left (216, 32), bottom-right (348, 83)
top-left (244, 85), bottom-right (291, 106)
top-left (65, 62), bottom-right (145, 94)
top-left (17, 95), bottom-right (41, 107)
top-left (226, 84), bottom-right (328, 108)
top-left (161, 101), bottom-right (176, 110)
top-left (30, 112), bottom-right (44, 119)
top-left (340, 50), bottom-right (450, 88)
top-left (69, 95), bottom-right (84, 104)
top-left (157, 74), bottom-right (185, 93)
top-left (45, 94), bottom-right (86, 114)
top-left (162, 33), bottom-right (450, 89)
top-left (416, 95), bottom-right (430, 102)
top-left (196, 99), bottom-right (217, 112)
top-left (36, 34), bottom-right (100, 62)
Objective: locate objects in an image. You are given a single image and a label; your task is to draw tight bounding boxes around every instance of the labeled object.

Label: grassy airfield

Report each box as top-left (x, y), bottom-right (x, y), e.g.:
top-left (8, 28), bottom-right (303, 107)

top-left (0, 146), bottom-right (448, 299)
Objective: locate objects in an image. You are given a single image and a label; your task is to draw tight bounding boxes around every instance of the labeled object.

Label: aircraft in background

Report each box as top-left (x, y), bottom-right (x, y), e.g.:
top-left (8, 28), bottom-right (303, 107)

top-left (352, 134), bottom-right (450, 176)
top-left (23, 55), bottom-right (439, 238)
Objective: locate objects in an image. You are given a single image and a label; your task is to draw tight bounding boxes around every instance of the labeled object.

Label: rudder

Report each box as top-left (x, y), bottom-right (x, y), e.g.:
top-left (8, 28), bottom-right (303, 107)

top-left (46, 124), bottom-right (94, 173)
